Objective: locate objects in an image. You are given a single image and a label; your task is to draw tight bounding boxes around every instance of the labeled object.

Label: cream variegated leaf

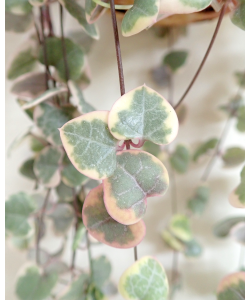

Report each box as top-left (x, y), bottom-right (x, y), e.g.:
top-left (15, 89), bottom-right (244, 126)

top-left (83, 185), bottom-right (146, 248)
top-left (159, 0), bottom-right (212, 15)
top-left (161, 229), bottom-right (185, 251)
top-left (217, 272), bottom-right (245, 300)
top-left (169, 214), bottom-right (192, 242)
top-left (109, 85), bottom-right (178, 145)
top-left (60, 111), bottom-right (118, 180)
top-left (85, 0), bottom-right (106, 24)
top-left (103, 150), bottom-right (169, 225)
top-left (213, 216), bottom-right (245, 238)
top-left (230, 0), bottom-right (245, 30)
top-left (119, 256), bottom-right (169, 300)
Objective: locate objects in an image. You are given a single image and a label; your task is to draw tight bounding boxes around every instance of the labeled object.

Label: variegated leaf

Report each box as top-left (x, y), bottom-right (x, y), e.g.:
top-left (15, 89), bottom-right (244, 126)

top-left (213, 216), bottom-right (245, 238)
top-left (82, 185), bottom-right (146, 248)
top-left (34, 103), bottom-right (72, 146)
top-left (161, 229), bottom-right (184, 251)
top-left (159, 0), bottom-right (212, 15)
top-left (34, 146), bottom-right (63, 188)
top-left (5, 0), bottom-right (33, 15)
top-left (229, 166), bottom-right (245, 208)
top-left (108, 85), bottom-right (178, 145)
top-left (5, 11), bottom-right (33, 33)
top-left (49, 203), bottom-right (75, 234)
top-left (7, 126), bottom-right (32, 157)
top-left (59, 0), bottom-right (99, 39)
top-left (119, 256), bottom-right (169, 300)
top-left (217, 272), bottom-right (245, 300)
top-left (121, 0), bottom-right (160, 37)
top-left (85, 0), bottom-right (106, 24)
top-left (230, 0), bottom-right (245, 30)
top-left (169, 214), bottom-right (192, 242)
top-left (60, 111), bottom-right (118, 180)
top-left (68, 80), bottom-right (95, 114)
top-left (56, 181), bottom-right (73, 202)
top-left (103, 150), bottom-right (169, 225)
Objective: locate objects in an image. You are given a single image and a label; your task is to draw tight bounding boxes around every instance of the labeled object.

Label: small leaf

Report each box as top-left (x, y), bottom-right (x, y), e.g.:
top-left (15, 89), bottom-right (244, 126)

top-left (92, 256), bottom-right (112, 289)
top-left (59, 0), bottom-right (99, 39)
top-left (56, 181), bottom-right (73, 202)
top-left (83, 185), bottom-right (146, 248)
top-left (5, 192), bottom-right (35, 236)
top-left (59, 273), bottom-right (89, 300)
top-left (119, 256), bottom-right (169, 300)
top-left (213, 216), bottom-right (245, 238)
top-left (229, 222), bottom-right (245, 245)
top-left (230, 166), bottom-right (245, 208)
top-left (19, 158), bottom-right (36, 180)
top-left (50, 203), bottom-right (75, 234)
top-left (85, 0), bottom-right (106, 24)
top-left (108, 85), bottom-right (178, 145)
top-left (121, 0), bottom-right (160, 37)
top-left (170, 145), bottom-right (189, 173)
top-left (193, 138), bottom-right (218, 162)
top-left (163, 51), bottom-right (188, 73)
top-left (103, 150), bottom-right (169, 225)
top-left (235, 71), bottom-right (245, 88)
top-left (161, 229), bottom-right (184, 251)
top-left (30, 136), bottom-right (47, 152)
top-left (169, 214), bottom-right (192, 242)
top-left (16, 265), bottom-right (58, 300)
top-left (222, 147), bottom-right (245, 167)
top-left (60, 111), bottom-right (118, 180)
top-left (5, 11), bottom-right (33, 33)
top-left (230, 0), bottom-right (245, 30)
top-left (68, 30), bottom-right (95, 54)
top-left (6, 0), bottom-right (33, 15)
top-left (72, 224), bottom-right (86, 250)
top-left (34, 103), bottom-right (72, 146)
top-left (7, 126), bottom-right (32, 157)
top-left (34, 146), bottom-right (63, 188)
top-left (159, 0), bottom-right (212, 15)
top-left (151, 65), bottom-right (171, 87)
top-left (236, 106), bottom-right (245, 133)
top-left (142, 140), bottom-right (161, 157)
top-left (38, 37), bottom-right (85, 81)
top-left (187, 185), bottom-right (210, 215)
top-left (7, 48), bottom-right (37, 80)
top-left (184, 239), bottom-right (202, 257)
top-left (217, 272), bottom-right (245, 300)
top-left (68, 80), bottom-right (95, 114)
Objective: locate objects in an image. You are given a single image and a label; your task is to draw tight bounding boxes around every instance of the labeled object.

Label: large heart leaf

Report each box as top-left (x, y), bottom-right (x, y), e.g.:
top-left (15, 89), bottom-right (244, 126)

top-left (5, 192), bottom-right (36, 237)
top-left (187, 185), bottom-right (210, 215)
top-left (82, 185), bottom-right (146, 248)
top-left (38, 37), bottom-right (85, 82)
top-left (159, 0), bottom-right (212, 15)
top-left (217, 272), bottom-right (245, 300)
top-left (229, 166), bottom-right (245, 208)
top-left (169, 214), bottom-right (192, 242)
top-left (119, 256), bottom-right (169, 300)
top-left (230, 0), bottom-right (245, 30)
top-left (15, 265), bottom-right (58, 300)
top-left (85, 0), bottom-right (106, 24)
top-left (103, 150), bottom-right (169, 225)
top-left (60, 111), bottom-right (118, 180)
top-left (121, 0), bottom-right (160, 37)
top-left (34, 146), bottom-right (64, 188)
top-left (5, 11), bottom-right (33, 33)
top-left (213, 216), bottom-right (245, 238)
top-left (34, 103), bottom-right (72, 146)
top-left (108, 85), bottom-right (178, 145)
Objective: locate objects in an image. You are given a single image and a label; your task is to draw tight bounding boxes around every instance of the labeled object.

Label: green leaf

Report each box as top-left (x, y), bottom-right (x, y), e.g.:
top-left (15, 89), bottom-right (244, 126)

top-left (34, 103), bottom-right (72, 146)
top-left (5, 11), bottom-right (33, 33)
top-left (7, 126), bottom-right (32, 157)
top-left (213, 216), bottom-right (245, 238)
top-left (187, 185), bottom-right (210, 215)
top-left (222, 147), bottom-right (245, 167)
top-left (170, 145), bottom-right (189, 173)
top-left (217, 272), bottom-right (245, 300)
top-left (60, 111), bottom-right (118, 180)
top-left (69, 81), bottom-right (95, 114)
top-left (142, 141), bottom-right (161, 157)
top-left (85, 0), bottom-right (106, 24)
top-left (230, 222), bottom-right (245, 245)
top-left (59, 273), bottom-right (89, 300)
top-left (193, 138), bottom-right (218, 162)
top-left (230, 166), bottom-right (245, 208)
top-left (119, 256), bottom-right (169, 300)
top-left (159, 0), bottom-right (212, 15)
top-left (236, 106), bottom-right (245, 133)
top-left (83, 185), bottom-right (146, 248)
top-left (59, 0), bottom-right (99, 39)
top-left (103, 150), bottom-right (169, 225)
top-left (235, 71), bottom-right (245, 88)
top-left (19, 158), bottom-right (36, 180)
top-left (68, 30), bottom-right (95, 54)
top-left (22, 87), bottom-right (68, 110)
top-left (34, 146), bottom-right (63, 188)
top-left (5, 192), bottom-right (35, 236)
top-left (16, 265), bottom-right (58, 300)
top-left (161, 229), bottom-right (185, 251)
top-left (92, 256), bottom-right (112, 289)
top-left (169, 214), bottom-right (192, 242)
top-left (11, 234), bottom-right (33, 250)
top-left (109, 85), bottom-right (178, 145)
top-left (30, 136), bottom-right (47, 152)
top-left (50, 203), bottom-right (75, 234)
top-left (184, 239), bottom-right (202, 257)
top-left (230, 0), bottom-right (245, 30)
top-left (72, 224), bottom-right (86, 250)
top-left (6, 0), bottom-right (33, 15)
top-left (163, 51), bottom-right (188, 72)
top-left (7, 48), bottom-right (37, 80)
top-left (56, 181), bottom-right (73, 202)
top-left (38, 37), bottom-right (85, 82)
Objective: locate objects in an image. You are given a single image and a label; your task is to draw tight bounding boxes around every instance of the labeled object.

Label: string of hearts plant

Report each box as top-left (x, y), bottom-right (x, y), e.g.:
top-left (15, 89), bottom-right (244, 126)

top-left (5, 0), bottom-right (245, 299)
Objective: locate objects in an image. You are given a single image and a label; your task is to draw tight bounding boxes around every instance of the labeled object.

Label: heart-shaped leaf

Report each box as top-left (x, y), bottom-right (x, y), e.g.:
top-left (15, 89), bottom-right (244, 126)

top-left (30, 136), bottom-right (47, 152)
top-left (83, 185), bottom-right (146, 248)
top-left (59, 0), bottom-right (99, 39)
top-left (193, 138), bottom-right (218, 162)
top-left (38, 37), bottom-right (85, 82)
top-left (56, 181), bottom-right (73, 202)
top-left (187, 185), bottom-right (210, 215)
top-left (169, 214), bottom-right (192, 242)
top-left (159, 0), bottom-right (212, 15)
top-left (16, 265), bottom-right (58, 300)
top-left (163, 51), bottom-right (188, 73)
top-left (103, 150), bottom-right (169, 225)
top-left (222, 147), bottom-right (245, 167)
top-left (60, 111), bottom-right (118, 180)
top-left (5, 192), bottom-right (36, 237)
top-left (85, 0), bottom-right (106, 24)
top-left (217, 272), bottom-right (245, 300)
top-left (229, 166), bottom-right (245, 208)
top-left (161, 229), bottom-right (185, 251)
top-left (59, 273), bottom-right (89, 300)
top-left (119, 256), bottom-right (169, 300)
top-left (229, 222), bottom-right (245, 245)
top-left (121, 0), bottom-right (160, 37)
top-left (170, 145), bottom-right (189, 173)
top-left (34, 146), bottom-right (64, 188)
top-left (92, 256), bottom-right (112, 289)
top-left (108, 85), bottom-right (178, 145)
top-left (19, 158), bottom-right (36, 180)
top-left (34, 103), bottom-right (72, 146)
top-left (230, 0), bottom-right (245, 30)
top-left (213, 216), bottom-right (245, 238)
top-left (5, 11), bottom-right (33, 33)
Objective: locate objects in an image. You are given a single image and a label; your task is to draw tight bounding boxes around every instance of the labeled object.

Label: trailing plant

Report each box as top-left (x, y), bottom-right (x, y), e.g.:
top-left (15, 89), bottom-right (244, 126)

top-left (5, 0), bottom-right (245, 299)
